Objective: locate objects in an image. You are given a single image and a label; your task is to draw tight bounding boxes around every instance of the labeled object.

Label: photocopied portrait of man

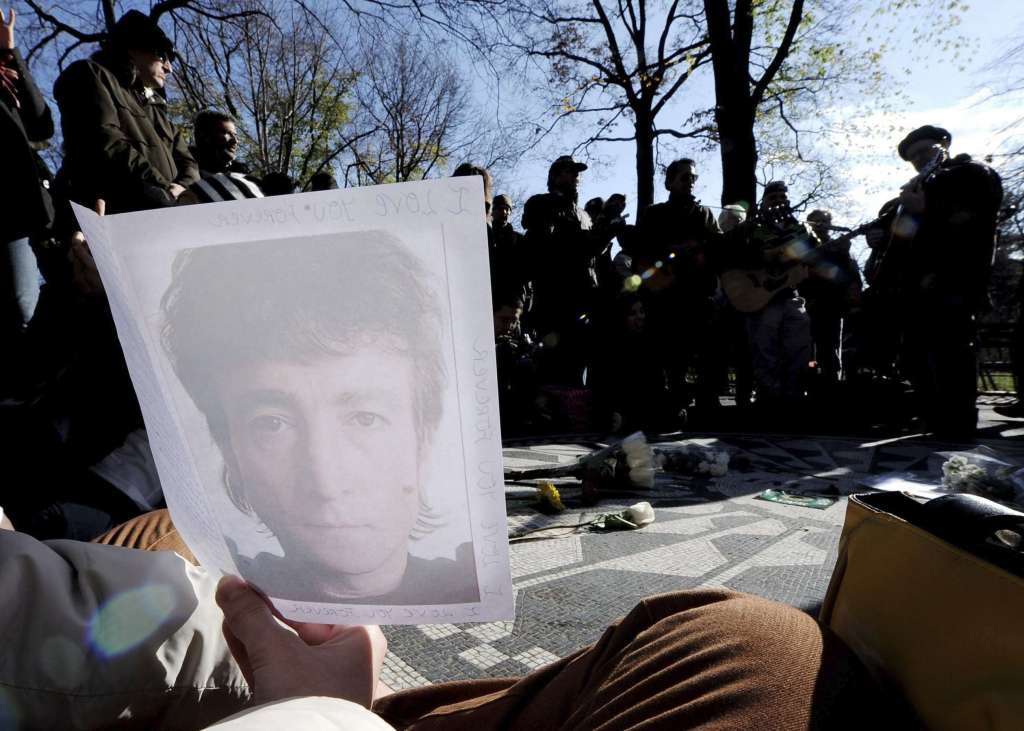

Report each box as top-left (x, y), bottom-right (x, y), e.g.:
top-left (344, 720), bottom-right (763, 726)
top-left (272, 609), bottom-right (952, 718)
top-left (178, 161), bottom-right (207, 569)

top-left (160, 230), bottom-right (480, 605)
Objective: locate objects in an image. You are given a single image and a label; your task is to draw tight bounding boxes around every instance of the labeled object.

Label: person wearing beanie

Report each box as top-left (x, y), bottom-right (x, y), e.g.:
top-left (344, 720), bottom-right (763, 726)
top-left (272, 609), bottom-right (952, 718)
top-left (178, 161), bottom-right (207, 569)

top-left (53, 9), bottom-right (197, 215)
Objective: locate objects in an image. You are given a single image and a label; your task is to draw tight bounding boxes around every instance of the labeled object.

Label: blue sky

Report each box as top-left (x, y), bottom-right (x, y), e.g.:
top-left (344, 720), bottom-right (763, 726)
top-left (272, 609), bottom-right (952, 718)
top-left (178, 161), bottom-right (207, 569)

top-left (492, 0), bottom-right (1024, 240)
top-left (18, 0), bottom-right (1024, 241)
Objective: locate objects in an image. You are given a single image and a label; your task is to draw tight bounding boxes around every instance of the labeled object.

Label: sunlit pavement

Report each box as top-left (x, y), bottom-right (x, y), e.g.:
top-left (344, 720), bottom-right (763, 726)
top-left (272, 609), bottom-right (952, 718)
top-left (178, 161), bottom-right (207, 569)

top-left (379, 399), bottom-right (1024, 690)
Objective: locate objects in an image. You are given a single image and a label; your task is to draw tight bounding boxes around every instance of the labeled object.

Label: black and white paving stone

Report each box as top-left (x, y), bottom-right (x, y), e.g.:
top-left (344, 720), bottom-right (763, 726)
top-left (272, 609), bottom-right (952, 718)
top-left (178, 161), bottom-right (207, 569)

top-left (381, 425), bottom-right (1024, 688)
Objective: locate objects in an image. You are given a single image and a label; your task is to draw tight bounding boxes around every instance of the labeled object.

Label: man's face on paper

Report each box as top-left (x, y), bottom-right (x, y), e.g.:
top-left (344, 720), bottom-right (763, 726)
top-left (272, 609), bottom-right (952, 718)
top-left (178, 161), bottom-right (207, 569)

top-left (219, 344), bottom-right (422, 587)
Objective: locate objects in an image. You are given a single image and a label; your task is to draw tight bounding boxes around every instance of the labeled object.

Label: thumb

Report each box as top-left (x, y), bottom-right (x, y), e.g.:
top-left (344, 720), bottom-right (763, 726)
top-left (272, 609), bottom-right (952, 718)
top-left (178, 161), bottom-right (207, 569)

top-left (216, 576), bottom-right (295, 661)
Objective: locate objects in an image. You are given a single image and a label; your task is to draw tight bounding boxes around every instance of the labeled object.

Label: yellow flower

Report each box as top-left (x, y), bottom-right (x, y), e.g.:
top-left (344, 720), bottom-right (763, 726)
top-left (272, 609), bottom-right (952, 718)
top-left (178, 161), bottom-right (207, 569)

top-left (537, 481), bottom-right (565, 512)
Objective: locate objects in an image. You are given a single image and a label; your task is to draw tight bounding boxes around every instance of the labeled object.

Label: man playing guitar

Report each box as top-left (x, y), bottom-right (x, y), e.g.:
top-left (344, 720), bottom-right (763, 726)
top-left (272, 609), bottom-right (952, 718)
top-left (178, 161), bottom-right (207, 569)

top-left (634, 158), bottom-right (723, 418)
top-left (727, 180), bottom-right (815, 412)
top-left (885, 124), bottom-right (1004, 435)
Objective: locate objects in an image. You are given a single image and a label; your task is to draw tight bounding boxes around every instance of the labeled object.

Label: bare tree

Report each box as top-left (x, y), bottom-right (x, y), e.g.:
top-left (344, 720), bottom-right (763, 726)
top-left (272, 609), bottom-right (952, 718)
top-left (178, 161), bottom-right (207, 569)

top-left (343, 36), bottom-right (475, 185)
top-left (169, 0), bottom-right (361, 186)
top-left (496, 0), bottom-right (713, 211)
top-left (703, 0), bottom-right (972, 210)
top-left (19, 0), bottom-right (260, 67)
top-left (983, 34), bottom-right (1024, 241)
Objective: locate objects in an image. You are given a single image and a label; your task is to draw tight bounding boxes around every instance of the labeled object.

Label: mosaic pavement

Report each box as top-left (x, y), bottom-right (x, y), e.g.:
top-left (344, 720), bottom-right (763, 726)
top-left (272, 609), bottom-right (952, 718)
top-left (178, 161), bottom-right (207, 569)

top-left (379, 421), bottom-right (1024, 690)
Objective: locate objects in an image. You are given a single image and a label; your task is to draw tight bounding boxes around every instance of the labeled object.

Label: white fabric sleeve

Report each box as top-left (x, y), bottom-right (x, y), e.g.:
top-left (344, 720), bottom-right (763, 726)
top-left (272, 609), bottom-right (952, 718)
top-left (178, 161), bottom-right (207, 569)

top-left (0, 531), bottom-right (251, 728)
top-left (205, 697), bottom-right (397, 730)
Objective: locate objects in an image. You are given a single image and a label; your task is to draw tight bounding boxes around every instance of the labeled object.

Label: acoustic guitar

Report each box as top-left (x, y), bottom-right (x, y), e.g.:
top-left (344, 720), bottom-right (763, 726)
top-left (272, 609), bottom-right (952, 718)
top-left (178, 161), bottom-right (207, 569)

top-left (721, 211), bottom-right (882, 313)
top-left (720, 215), bottom-right (820, 313)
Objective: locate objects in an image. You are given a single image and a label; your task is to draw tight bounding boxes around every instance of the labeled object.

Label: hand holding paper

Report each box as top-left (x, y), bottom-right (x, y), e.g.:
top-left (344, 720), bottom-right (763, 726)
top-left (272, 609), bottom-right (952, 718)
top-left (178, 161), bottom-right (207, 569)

top-left (216, 576), bottom-right (386, 708)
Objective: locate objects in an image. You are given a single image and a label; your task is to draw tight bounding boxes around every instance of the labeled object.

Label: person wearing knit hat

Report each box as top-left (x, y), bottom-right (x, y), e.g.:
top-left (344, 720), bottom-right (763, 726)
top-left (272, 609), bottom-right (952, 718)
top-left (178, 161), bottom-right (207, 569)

top-left (53, 9), bottom-right (197, 214)
top-left (46, 9), bottom-right (199, 524)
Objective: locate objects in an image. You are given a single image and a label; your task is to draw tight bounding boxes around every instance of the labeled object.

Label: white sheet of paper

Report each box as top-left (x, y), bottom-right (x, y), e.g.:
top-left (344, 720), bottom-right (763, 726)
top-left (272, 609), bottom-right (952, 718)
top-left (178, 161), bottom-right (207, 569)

top-left (72, 177), bottom-right (513, 624)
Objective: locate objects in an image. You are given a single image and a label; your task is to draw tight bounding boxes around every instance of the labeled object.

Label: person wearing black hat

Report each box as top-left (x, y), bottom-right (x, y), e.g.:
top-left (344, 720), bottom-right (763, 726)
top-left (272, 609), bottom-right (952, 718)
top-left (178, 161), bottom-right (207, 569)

top-left (53, 9), bottom-right (198, 216)
top-left (32, 10), bottom-right (201, 539)
top-left (889, 124), bottom-right (1003, 435)
top-left (520, 155), bottom-right (617, 386)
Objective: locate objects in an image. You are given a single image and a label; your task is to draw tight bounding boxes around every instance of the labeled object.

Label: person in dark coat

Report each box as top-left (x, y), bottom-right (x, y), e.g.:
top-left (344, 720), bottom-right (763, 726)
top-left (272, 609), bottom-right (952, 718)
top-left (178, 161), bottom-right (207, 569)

top-left (893, 124), bottom-right (1004, 435)
top-left (28, 11), bottom-right (200, 540)
top-left (635, 158), bottom-right (723, 416)
top-left (520, 155), bottom-right (617, 385)
top-left (801, 209), bottom-right (862, 384)
top-left (53, 10), bottom-right (197, 216)
top-left (487, 193), bottom-right (531, 312)
top-left (588, 293), bottom-right (669, 433)
top-left (0, 7), bottom-right (53, 366)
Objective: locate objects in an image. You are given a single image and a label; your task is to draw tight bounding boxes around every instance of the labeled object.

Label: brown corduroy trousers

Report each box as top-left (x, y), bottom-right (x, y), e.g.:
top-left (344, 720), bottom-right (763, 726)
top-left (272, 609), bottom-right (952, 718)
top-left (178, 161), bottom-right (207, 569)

top-left (96, 510), bottom-right (890, 730)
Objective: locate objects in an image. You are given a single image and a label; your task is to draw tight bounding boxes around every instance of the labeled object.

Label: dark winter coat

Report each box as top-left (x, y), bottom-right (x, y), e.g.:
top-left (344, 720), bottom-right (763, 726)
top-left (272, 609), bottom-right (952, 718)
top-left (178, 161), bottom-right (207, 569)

top-left (0, 48), bottom-right (54, 240)
top-left (521, 191), bottom-right (611, 331)
top-left (635, 194), bottom-right (722, 300)
top-left (905, 154), bottom-right (1004, 309)
top-left (53, 50), bottom-right (198, 214)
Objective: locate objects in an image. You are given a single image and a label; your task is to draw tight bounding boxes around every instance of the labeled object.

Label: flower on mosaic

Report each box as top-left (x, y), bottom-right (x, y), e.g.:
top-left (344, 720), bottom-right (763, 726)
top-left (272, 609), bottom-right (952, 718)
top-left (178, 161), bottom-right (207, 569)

top-left (536, 481), bottom-right (565, 512)
top-left (616, 431), bottom-right (657, 487)
top-left (629, 466), bottom-right (656, 488)
top-left (657, 444), bottom-right (730, 478)
top-left (623, 501), bottom-right (655, 527)
top-left (941, 453), bottom-right (1018, 503)
top-left (620, 432), bottom-right (648, 460)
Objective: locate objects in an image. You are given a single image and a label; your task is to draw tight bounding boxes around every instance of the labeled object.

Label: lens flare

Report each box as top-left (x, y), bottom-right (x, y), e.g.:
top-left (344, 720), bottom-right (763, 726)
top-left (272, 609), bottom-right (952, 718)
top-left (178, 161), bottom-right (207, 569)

top-left (41, 635), bottom-right (88, 686)
top-left (87, 584), bottom-right (178, 658)
top-left (893, 216), bottom-right (919, 238)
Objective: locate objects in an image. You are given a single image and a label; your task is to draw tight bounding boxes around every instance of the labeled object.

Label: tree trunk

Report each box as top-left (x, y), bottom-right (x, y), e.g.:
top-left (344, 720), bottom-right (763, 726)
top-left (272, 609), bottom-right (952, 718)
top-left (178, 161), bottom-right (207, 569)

top-left (102, 0), bottom-right (117, 31)
top-left (704, 0), bottom-right (758, 210)
top-left (716, 104), bottom-right (758, 209)
top-left (635, 110), bottom-right (655, 213)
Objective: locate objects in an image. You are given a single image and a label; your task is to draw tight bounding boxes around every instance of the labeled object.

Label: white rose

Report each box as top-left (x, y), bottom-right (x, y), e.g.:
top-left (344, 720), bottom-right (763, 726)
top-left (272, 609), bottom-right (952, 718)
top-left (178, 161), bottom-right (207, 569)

top-left (624, 501), bottom-right (656, 527)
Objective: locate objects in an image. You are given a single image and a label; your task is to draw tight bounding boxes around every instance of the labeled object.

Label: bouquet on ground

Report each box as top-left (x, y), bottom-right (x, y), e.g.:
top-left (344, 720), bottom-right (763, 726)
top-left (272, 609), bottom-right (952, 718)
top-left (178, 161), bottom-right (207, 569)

top-left (655, 444), bottom-right (730, 478)
top-left (505, 432), bottom-right (657, 494)
top-left (940, 447), bottom-right (1024, 507)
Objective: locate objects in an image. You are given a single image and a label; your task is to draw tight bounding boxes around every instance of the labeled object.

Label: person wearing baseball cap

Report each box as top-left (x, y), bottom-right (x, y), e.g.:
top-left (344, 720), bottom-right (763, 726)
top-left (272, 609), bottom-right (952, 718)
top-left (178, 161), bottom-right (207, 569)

top-left (547, 155), bottom-right (588, 182)
top-left (889, 124), bottom-right (1003, 435)
top-left (520, 154), bottom-right (617, 386)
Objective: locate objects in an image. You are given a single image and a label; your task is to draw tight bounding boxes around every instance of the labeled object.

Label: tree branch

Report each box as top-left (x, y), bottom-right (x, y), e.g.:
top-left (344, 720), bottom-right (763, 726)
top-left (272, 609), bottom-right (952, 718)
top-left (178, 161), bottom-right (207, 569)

top-left (750, 0), bottom-right (805, 107)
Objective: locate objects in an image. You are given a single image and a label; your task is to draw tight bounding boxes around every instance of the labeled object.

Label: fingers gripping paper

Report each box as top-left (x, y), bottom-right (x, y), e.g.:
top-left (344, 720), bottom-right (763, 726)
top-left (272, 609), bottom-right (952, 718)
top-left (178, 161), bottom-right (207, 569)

top-left (72, 178), bottom-right (513, 624)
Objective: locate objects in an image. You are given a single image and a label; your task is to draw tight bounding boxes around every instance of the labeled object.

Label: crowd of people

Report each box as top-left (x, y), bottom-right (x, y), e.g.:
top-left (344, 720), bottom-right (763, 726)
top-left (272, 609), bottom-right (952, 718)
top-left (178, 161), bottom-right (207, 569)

top-left (0, 8), bottom-right (1009, 545)
top-left (487, 143), bottom-right (1003, 440)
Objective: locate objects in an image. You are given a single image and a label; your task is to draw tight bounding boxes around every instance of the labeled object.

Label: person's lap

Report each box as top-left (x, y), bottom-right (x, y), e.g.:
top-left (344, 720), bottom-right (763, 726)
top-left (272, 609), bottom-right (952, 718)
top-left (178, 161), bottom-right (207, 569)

top-left (83, 510), bottom-right (891, 730)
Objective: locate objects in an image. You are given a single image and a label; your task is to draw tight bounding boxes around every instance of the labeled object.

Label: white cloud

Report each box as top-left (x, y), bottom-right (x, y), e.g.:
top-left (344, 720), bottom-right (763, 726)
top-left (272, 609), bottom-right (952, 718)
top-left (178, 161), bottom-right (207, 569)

top-left (831, 88), bottom-right (1022, 225)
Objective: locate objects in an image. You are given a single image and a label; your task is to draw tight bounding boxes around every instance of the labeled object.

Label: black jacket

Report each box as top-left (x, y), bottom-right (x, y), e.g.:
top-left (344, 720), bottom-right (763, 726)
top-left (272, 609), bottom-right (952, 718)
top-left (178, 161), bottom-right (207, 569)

top-left (521, 191), bottom-right (612, 330)
top-left (0, 48), bottom-right (54, 240)
top-left (905, 154), bottom-right (1003, 309)
top-left (635, 194), bottom-right (722, 299)
top-left (54, 50), bottom-right (198, 214)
